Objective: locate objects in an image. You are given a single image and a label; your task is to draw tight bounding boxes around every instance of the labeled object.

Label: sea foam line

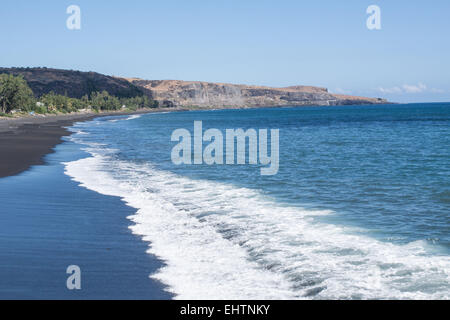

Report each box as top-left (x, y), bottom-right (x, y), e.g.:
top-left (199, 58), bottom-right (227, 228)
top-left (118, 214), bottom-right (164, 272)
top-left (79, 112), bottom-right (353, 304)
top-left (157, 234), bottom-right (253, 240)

top-left (64, 148), bottom-right (450, 300)
top-left (65, 154), bottom-right (295, 299)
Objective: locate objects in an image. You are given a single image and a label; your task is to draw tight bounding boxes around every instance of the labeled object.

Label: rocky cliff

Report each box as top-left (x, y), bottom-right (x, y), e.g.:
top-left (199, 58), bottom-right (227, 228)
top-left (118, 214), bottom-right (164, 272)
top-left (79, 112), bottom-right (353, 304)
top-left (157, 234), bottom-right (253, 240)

top-left (126, 79), bottom-right (388, 108)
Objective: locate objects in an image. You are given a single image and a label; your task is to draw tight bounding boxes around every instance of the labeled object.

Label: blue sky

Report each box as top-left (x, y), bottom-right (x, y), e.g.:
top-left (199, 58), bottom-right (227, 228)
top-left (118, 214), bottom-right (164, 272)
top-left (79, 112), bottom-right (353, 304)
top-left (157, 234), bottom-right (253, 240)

top-left (0, 0), bottom-right (449, 102)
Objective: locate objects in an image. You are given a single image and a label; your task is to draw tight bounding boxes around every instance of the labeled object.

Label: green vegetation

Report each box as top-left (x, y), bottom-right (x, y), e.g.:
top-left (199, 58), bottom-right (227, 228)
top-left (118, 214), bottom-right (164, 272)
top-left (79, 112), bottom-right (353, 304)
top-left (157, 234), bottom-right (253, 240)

top-left (0, 74), bottom-right (35, 113)
top-left (0, 73), bottom-right (159, 115)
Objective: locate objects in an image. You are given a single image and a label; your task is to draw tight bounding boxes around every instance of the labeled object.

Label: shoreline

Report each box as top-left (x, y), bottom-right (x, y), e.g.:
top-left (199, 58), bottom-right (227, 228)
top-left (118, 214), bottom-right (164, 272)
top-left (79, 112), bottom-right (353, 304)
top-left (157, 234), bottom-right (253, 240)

top-left (0, 108), bottom-right (180, 298)
top-left (0, 138), bottom-right (172, 299)
top-left (0, 102), bottom-right (411, 179)
top-left (0, 108), bottom-right (178, 179)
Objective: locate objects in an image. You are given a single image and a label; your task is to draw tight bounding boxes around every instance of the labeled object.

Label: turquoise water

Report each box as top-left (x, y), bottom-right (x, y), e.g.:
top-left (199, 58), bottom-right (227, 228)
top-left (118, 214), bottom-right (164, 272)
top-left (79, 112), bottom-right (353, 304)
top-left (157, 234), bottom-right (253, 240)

top-left (64, 103), bottom-right (449, 299)
top-left (1, 103), bottom-right (449, 299)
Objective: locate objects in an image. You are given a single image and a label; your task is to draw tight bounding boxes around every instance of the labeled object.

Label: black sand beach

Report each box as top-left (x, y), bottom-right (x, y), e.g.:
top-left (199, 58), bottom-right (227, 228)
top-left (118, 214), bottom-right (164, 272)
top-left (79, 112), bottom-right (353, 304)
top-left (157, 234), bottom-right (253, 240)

top-left (0, 110), bottom-right (175, 299)
top-left (0, 129), bottom-right (172, 299)
top-left (0, 114), bottom-right (98, 178)
top-left (0, 110), bottom-right (170, 179)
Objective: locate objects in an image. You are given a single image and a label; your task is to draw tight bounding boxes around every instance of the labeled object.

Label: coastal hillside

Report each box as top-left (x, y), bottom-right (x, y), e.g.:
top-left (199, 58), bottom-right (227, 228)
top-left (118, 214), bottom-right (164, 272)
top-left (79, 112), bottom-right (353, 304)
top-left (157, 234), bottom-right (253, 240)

top-left (0, 67), bottom-right (148, 99)
top-left (125, 79), bottom-right (388, 108)
top-left (0, 67), bottom-right (388, 108)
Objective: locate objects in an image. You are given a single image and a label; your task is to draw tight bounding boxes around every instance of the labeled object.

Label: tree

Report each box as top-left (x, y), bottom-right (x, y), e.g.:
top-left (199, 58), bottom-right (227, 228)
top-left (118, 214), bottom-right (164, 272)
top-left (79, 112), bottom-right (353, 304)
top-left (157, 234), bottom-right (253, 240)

top-left (90, 91), bottom-right (121, 110)
top-left (0, 74), bottom-right (35, 113)
top-left (0, 73), bottom-right (160, 114)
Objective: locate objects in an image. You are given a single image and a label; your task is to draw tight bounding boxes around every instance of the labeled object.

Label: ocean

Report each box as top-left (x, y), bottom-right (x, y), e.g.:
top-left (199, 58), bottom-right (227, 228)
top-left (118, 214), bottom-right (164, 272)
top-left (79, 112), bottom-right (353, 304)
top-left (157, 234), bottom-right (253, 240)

top-left (1, 103), bottom-right (449, 299)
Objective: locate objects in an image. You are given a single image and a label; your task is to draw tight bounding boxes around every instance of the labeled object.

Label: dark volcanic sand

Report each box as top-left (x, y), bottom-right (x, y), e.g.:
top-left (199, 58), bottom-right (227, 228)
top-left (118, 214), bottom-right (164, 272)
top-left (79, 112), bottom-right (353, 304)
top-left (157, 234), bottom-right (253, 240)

top-left (0, 110), bottom-right (160, 178)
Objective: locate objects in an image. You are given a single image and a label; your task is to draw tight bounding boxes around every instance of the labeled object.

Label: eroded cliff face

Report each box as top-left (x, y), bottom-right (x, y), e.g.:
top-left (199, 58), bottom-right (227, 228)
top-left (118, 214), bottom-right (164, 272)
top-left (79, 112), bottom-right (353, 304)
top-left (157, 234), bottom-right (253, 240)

top-left (125, 79), bottom-right (388, 108)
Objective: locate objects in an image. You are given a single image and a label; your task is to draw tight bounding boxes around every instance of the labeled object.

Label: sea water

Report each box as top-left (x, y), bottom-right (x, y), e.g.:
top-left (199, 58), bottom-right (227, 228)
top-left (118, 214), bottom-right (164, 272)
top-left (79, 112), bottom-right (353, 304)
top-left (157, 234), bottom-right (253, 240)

top-left (1, 103), bottom-right (448, 299)
top-left (63, 103), bottom-right (450, 299)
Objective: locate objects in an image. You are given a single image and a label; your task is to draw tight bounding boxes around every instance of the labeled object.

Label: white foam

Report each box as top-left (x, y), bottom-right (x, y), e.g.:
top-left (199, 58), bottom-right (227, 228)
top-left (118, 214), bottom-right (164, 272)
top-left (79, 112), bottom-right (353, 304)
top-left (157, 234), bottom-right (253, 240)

top-left (64, 149), bottom-right (450, 300)
top-left (65, 155), bottom-right (295, 299)
top-left (125, 114), bottom-right (142, 121)
top-left (108, 115), bottom-right (142, 122)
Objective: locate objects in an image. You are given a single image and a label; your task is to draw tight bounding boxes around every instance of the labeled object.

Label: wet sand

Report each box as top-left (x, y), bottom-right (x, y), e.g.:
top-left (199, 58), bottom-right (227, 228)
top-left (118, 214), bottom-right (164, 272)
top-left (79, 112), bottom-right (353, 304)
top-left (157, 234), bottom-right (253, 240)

top-left (0, 111), bottom-right (158, 178)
